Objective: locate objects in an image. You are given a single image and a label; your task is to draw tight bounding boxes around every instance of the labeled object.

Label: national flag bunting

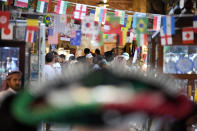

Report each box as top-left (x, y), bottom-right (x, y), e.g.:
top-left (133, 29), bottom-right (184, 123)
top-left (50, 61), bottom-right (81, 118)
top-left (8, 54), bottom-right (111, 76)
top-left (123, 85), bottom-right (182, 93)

top-left (70, 30), bottom-right (82, 46)
top-left (25, 30), bottom-right (36, 43)
top-left (1, 24), bottom-right (13, 40)
top-left (153, 15), bottom-right (161, 31)
top-left (115, 10), bottom-right (125, 25)
top-left (48, 28), bottom-right (58, 45)
top-left (160, 28), bottom-right (172, 46)
top-left (0, 11), bottom-right (10, 29)
top-left (90, 9), bottom-right (95, 16)
top-left (182, 27), bottom-right (194, 44)
top-left (124, 15), bottom-right (132, 29)
top-left (73, 4), bottom-right (87, 20)
top-left (55, 0), bottom-right (68, 14)
top-left (54, 15), bottom-right (67, 33)
top-left (94, 7), bottom-right (107, 24)
top-left (82, 16), bottom-right (99, 35)
top-left (26, 19), bottom-right (39, 31)
top-left (162, 16), bottom-right (175, 35)
top-left (136, 17), bottom-right (148, 34)
top-left (15, 0), bottom-right (28, 8)
top-left (132, 12), bottom-right (146, 28)
top-left (194, 16), bottom-right (197, 33)
top-left (136, 33), bottom-right (147, 47)
top-left (36, 0), bottom-right (49, 13)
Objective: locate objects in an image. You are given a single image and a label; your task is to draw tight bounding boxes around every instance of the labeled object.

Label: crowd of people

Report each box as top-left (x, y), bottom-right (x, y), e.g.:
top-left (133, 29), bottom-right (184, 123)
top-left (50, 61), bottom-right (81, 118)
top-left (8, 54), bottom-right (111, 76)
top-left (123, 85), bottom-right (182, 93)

top-left (43, 47), bottom-right (142, 81)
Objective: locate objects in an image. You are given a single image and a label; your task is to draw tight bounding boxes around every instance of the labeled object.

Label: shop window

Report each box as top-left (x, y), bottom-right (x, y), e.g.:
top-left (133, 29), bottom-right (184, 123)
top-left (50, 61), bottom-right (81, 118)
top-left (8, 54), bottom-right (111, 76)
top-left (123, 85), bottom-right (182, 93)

top-left (163, 46), bottom-right (197, 74)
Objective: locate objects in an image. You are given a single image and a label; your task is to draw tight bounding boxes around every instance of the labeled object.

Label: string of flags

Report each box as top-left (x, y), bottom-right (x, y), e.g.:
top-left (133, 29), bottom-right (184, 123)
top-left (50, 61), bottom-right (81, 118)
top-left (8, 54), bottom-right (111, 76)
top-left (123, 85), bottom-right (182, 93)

top-left (0, 0), bottom-right (197, 47)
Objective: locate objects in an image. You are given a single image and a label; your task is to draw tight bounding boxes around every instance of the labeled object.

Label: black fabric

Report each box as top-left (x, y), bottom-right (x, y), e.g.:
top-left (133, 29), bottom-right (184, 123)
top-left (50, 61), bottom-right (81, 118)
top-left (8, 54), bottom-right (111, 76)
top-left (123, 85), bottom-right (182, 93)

top-left (0, 94), bottom-right (37, 131)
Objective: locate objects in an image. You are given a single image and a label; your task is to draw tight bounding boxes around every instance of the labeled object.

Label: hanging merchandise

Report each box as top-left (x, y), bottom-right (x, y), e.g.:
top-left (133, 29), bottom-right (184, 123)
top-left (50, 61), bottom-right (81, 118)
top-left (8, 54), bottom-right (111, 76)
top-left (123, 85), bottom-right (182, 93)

top-left (121, 27), bottom-right (128, 46)
top-left (153, 15), bottom-right (161, 31)
top-left (70, 30), bottom-right (82, 46)
top-left (26, 19), bottom-right (39, 31)
top-left (182, 27), bottom-right (194, 44)
top-left (194, 16), bottom-right (197, 33)
top-left (55, 0), bottom-right (68, 14)
top-left (1, 24), bottom-right (13, 40)
top-left (132, 12), bottom-right (146, 28)
top-left (54, 15), bottom-right (67, 34)
top-left (162, 16), bottom-right (175, 35)
top-left (48, 27), bottom-right (58, 45)
top-left (73, 4), bottom-right (87, 20)
top-left (90, 9), bottom-right (95, 16)
top-left (160, 27), bottom-right (172, 46)
top-left (136, 17), bottom-right (148, 34)
top-left (136, 33), bottom-right (147, 47)
top-left (36, 0), bottom-right (49, 13)
top-left (43, 14), bottom-right (51, 26)
top-left (25, 30), bottom-right (36, 43)
top-left (124, 15), bottom-right (132, 29)
top-left (115, 10), bottom-right (125, 25)
top-left (94, 7), bottom-right (107, 24)
top-left (0, 11), bottom-right (10, 29)
top-left (82, 16), bottom-right (99, 35)
top-left (15, 0), bottom-right (28, 8)
top-left (25, 19), bottom-right (39, 43)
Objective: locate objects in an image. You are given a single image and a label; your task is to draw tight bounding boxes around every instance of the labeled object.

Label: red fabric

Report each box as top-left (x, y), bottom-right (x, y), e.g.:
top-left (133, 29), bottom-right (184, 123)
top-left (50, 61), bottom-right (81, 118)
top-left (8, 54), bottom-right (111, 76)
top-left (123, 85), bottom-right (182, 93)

top-left (0, 11), bottom-right (10, 29)
top-left (103, 93), bottom-right (193, 120)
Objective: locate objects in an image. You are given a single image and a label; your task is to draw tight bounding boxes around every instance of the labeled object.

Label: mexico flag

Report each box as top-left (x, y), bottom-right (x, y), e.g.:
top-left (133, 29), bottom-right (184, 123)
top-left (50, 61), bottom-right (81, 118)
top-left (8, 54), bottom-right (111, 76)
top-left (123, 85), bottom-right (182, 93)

top-left (36, 0), bottom-right (49, 13)
top-left (136, 33), bottom-right (148, 47)
top-left (182, 27), bottom-right (194, 44)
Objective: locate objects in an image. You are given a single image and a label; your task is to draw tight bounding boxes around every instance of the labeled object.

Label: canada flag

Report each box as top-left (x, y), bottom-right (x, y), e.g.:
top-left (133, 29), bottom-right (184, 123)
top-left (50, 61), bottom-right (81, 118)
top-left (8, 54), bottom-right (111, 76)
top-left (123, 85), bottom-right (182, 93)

top-left (182, 27), bottom-right (194, 44)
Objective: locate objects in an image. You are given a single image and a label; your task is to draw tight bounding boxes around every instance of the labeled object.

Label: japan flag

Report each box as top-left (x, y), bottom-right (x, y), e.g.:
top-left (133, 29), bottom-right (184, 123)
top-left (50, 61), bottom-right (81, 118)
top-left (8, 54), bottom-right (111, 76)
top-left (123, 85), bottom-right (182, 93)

top-left (1, 24), bottom-right (13, 40)
top-left (182, 27), bottom-right (194, 44)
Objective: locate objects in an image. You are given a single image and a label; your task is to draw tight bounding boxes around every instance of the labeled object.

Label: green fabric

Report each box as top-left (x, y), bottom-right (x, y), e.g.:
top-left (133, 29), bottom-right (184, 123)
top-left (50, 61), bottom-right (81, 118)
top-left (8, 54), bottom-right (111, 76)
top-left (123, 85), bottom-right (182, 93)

top-left (136, 17), bottom-right (148, 34)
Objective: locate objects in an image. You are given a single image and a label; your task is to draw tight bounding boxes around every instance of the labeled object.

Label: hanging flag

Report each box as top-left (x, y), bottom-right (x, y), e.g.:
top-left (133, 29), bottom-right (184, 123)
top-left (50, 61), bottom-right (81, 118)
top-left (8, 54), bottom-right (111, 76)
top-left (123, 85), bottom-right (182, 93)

top-left (136, 33), bottom-right (147, 47)
top-left (153, 15), bottom-right (161, 31)
top-left (132, 48), bottom-right (138, 63)
top-left (162, 16), bottom-right (175, 35)
top-left (55, 0), bottom-right (68, 14)
top-left (54, 15), bottom-right (67, 33)
top-left (48, 28), bottom-right (58, 45)
top-left (132, 12), bottom-right (146, 28)
top-left (15, 0), bottom-right (28, 8)
top-left (194, 16), bottom-right (197, 33)
top-left (90, 9), bottom-right (95, 16)
top-left (160, 28), bottom-right (172, 46)
top-left (115, 10), bottom-right (125, 25)
top-left (136, 17), bottom-right (148, 34)
top-left (94, 7), bottom-right (107, 24)
top-left (43, 14), bottom-right (51, 26)
top-left (26, 19), bottom-right (39, 31)
top-left (25, 30), bottom-right (36, 43)
top-left (1, 24), bottom-right (13, 40)
top-left (121, 27), bottom-right (128, 46)
top-left (82, 16), bottom-right (99, 35)
top-left (124, 15), bottom-right (132, 29)
top-left (73, 4), bottom-right (87, 20)
top-left (70, 30), bottom-right (82, 46)
top-left (0, 11), bottom-right (10, 29)
top-left (36, 0), bottom-right (49, 13)
top-left (102, 16), bottom-right (121, 34)
top-left (182, 27), bottom-right (194, 44)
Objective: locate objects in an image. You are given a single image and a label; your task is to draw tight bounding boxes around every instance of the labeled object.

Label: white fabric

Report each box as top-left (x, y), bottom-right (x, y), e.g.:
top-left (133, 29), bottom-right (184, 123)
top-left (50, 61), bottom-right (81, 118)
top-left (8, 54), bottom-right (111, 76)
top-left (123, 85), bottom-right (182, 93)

top-left (86, 53), bottom-right (93, 59)
top-left (122, 52), bottom-right (129, 61)
top-left (43, 65), bottom-right (56, 81)
top-left (53, 63), bottom-right (62, 75)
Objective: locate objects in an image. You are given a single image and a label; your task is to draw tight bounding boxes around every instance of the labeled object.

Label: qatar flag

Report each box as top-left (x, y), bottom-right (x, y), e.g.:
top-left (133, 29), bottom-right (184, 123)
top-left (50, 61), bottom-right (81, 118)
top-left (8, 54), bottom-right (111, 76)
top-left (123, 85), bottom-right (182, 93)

top-left (182, 27), bottom-right (194, 44)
